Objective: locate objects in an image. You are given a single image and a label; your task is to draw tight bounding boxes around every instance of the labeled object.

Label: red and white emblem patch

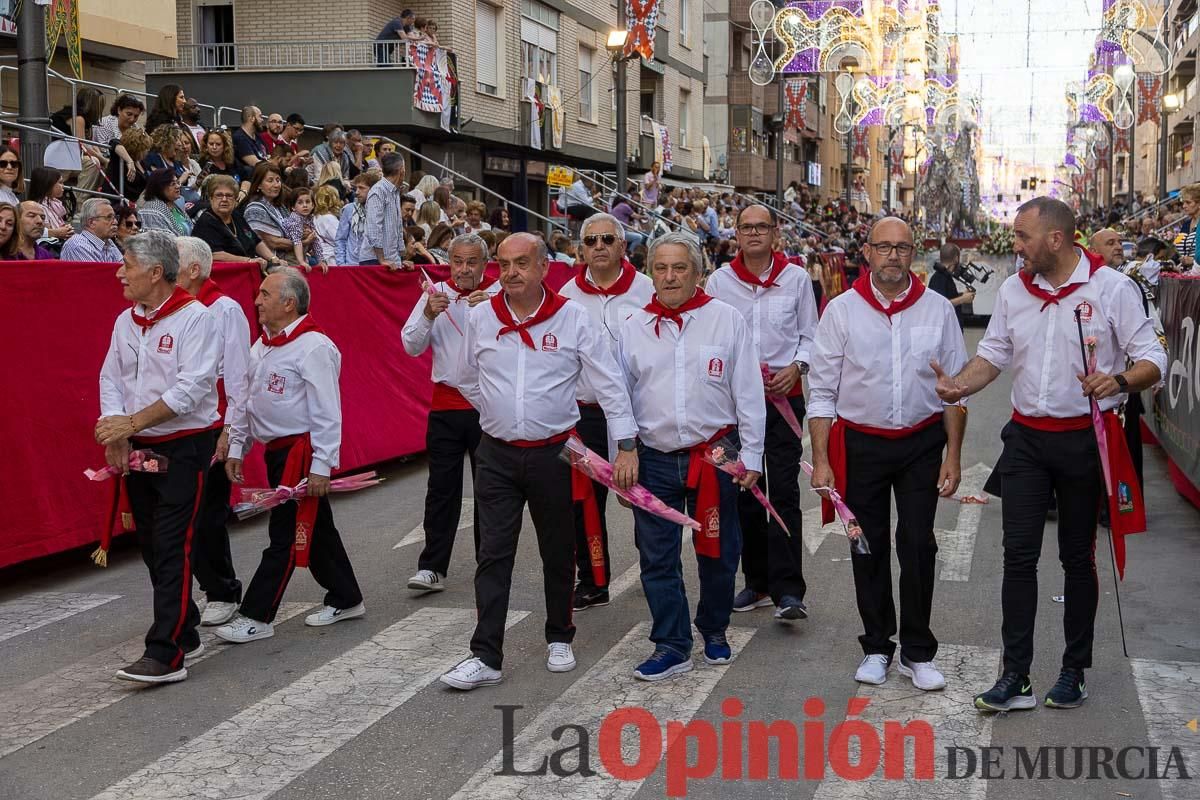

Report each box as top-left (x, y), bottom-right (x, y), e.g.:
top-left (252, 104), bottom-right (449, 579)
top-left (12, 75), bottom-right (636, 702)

top-left (541, 332), bottom-right (558, 352)
top-left (156, 334), bottom-right (174, 354)
top-left (1075, 301), bottom-right (1094, 323)
top-left (267, 373), bottom-right (286, 395)
top-left (705, 507), bottom-right (720, 537)
top-left (707, 357), bottom-right (724, 379)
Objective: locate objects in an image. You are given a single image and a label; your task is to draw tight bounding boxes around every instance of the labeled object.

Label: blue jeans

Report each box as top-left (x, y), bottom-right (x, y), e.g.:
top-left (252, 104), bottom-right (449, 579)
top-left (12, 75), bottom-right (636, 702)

top-left (633, 442), bottom-right (743, 659)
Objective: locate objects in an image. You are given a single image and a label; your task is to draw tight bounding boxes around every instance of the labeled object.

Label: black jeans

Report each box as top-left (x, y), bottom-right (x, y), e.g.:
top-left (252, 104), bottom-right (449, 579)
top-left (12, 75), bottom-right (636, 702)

top-left (126, 429), bottom-right (218, 668)
top-left (193, 459), bottom-right (242, 604)
top-left (573, 404), bottom-right (611, 591)
top-left (997, 421), bottom-right (1101, 675)
top-left (470, 434), bottom-right (576, 670)
top-left (240, 445), bottom-right (363, 624)
top-left (418, 409), bottom-right (482, 576)
top-left (739, 395), bottom-right (807, 603)
top-left (844, 423), bottom-right (946, 663)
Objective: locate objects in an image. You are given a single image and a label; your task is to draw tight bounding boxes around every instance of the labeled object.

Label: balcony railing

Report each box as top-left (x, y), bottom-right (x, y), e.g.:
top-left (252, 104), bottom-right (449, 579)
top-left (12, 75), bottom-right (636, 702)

top-left (146, 40), bottom-right (416, 74)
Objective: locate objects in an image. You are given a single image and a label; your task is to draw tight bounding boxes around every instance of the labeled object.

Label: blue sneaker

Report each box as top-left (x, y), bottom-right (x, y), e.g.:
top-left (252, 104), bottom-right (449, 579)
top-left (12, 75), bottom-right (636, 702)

top-left (633, 650), bottom-right (694, 682)
top-left (703, 632), bottom-right (733, 665)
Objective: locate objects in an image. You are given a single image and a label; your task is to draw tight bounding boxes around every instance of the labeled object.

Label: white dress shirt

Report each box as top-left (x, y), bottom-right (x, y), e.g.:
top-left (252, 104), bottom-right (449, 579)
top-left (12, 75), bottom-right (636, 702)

top-left (99, 295), bottom-right (221, 438)
top-left (976, 251), bottom-right (1167, 417)
top-left (704, 259), bottom-right (819, 370)
top-left (558, 267), bottom-right (655, 404)
top-left (459, 290), bottom-right (638, 443)
top-left (401, 279), bottom-right (502, 386)
top-left (208, 294), bottom-right (252, 426)
top-left (618, 298), bottom-right (767, 472)
top-left (227, 316), bottom-right (343, 476)
top-left (808, 277), bottom-right (967, 428)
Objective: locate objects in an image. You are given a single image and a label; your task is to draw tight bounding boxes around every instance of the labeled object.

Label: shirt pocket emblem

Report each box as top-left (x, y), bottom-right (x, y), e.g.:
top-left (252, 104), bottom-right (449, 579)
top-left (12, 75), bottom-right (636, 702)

top-left (267, 373), bottom-right (286, 395)
top-left (156, 334), bottom-right (174, 354)
top-left (541, 332), bottom-right (558, 352)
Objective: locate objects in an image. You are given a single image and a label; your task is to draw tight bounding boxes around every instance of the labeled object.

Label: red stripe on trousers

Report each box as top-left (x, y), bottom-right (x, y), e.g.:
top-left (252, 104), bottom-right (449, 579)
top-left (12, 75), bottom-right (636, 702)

top-left (168, 472), bottom-right (205, 669)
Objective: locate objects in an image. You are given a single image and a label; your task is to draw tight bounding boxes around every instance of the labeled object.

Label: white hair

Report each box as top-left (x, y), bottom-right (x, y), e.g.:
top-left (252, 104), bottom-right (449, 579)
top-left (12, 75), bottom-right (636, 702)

top-left (448, 232), bottom-right (489, 262)
top-left (274, 266), bottom-right (311, 314)
top-left (79, 197), bottom-right (113, 228)
top-left (580, 212), bottom-right (626, 242)
top-left (176, 236), bottom-right (214, 280)
top-left (646, 230), bottom-right (704, 274)
top-left (125, 230), bottom-right (180, 281)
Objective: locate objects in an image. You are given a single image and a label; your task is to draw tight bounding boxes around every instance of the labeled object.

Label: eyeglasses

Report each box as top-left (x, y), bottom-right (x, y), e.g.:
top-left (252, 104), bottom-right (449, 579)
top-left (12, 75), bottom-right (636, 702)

top-left (95, 213), bottom-right (116, 221)
top-left (867, 242), bottom-right (915, 256)
top-left (122, 219), bottom-right (141, 229)
top-left (582, 233), bottom-right (619, 247)
top-left (0, 159), bottom-right (19, 169)
top-left (737, 223), bottom-right (773, 235)
top-left (212, 192), bottom-right (236, 200)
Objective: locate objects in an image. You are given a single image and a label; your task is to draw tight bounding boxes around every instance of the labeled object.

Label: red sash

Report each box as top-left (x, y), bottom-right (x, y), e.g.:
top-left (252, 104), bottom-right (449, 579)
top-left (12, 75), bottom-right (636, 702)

top-left (94, 476), bottom-right (135, 566)
top-left (261, 316), bottom-right (325, 347)
top-left (492, 285), bottom-right (569, 349)
top-left (851, 272), bottom-right (926, 318)
top-left (685, 426), bottom-right (736, 559)
top-left (1010, 411), bottom-right (1092, 432)
top-left (131, 285), bottom-right (195, 331)
top-left (644, 289), bottom-right (714, 337)
top-left (823, 413), bottom-right (943, 525)
top-left (573, 259), bottom-right (638, 296)
top-left (431, 382), bottom-right (474, 412)
top-left (729, 250), bottom-right (789, 288)
top-left (196, 278), bottom-right (224, 307)
top-left (266, 433), bottom-right (318, 569)
top-left (1017, 249), bottom-right (1104, 312)
top-left (131, 421), bottom-right (223, 445)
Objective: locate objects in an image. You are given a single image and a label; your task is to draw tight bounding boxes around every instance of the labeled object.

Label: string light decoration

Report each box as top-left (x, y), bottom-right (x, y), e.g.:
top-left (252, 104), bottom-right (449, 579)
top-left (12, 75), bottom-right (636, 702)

top-left (772, 2), bottom-right (876, 75)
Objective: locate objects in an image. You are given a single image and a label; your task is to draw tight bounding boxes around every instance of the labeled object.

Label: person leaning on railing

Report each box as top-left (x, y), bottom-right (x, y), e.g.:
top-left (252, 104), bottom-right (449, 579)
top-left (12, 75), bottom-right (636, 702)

top-left (241, 162), bottom-right (295, 264)
top-left (108, 126), bottom-right (151, 203)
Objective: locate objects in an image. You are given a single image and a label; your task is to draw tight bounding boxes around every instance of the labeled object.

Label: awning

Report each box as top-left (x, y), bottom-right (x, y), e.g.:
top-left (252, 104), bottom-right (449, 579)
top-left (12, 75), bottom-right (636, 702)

top-left (658, 175), bottom-right (736, 193)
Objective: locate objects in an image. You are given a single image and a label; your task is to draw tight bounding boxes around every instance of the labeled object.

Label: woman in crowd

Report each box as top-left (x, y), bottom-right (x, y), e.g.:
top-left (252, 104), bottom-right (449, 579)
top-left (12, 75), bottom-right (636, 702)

top-left (175, 132), bottom-right (204, 203)
top-left (410, 173), bottom-right (440, 208)
top-left (426, 222), bottom-right (454, 264)
top-left (318, 160), bottom-right (351, 202)
top-left (487, 205), bottom-right (510, 232)
top-left (93, 94), bottom-right (145, 185)
top-left (107, 126), bottom-right (151, 203)
top-left (406, 226), bottom-right (434, 265)
top-left (432, 185), bottom-right (453, 223)
top-left (197, 129), bottom-right (245, 192)
top-left (241, 162), bottom-right (295, 263)
top-left (478, 229), bottom-right (498, 259)
top-left (641, 160), bottom-right (661, 207)
top-left (312, 185), bottom-right (342, 265)
top-left (0, 144), bottom-right (21, 206)
top-left (0, 202), bottom-right (16, 256)
top-left (142, 125), bottom-right (183, 180)
top-left (27, 167), bottom-right (74, 242)
top-left (114, 204), bottom-right (141, 251)
top-left (335, 170), bottom-right (379, 266)
top-left (192, 174), bottom-right (280, 270)
top-left (50, 87), bottom-right (106, 188)
top-left (416, 200), bottom-right (442, 239)
top-left (145, 84), bottom-right (186, 133)
top-left (462, 200), bottom-right (491, 233)
top-left (138, 168), bottom-right (192, 236)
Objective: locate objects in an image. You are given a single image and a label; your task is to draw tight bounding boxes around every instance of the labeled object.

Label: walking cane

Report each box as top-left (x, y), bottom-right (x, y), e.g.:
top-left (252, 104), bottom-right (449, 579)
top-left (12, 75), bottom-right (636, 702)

top-left (1073, 308), bottom-right (1130, 658)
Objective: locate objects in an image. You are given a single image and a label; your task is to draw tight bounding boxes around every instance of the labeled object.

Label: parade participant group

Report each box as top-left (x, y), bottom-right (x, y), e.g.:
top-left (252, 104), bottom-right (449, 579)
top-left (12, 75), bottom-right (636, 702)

top-left (94, 197), bottom-right (1165, 714)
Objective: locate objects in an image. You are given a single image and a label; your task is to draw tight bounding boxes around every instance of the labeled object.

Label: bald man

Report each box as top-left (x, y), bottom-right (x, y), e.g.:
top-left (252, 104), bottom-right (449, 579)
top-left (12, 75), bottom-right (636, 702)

top-left (1089, 228), bottom-right (1126, 269)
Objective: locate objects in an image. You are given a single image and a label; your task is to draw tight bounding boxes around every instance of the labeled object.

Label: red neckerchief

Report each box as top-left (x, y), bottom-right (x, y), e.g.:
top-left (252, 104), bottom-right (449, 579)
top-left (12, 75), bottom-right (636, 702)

top-left (573, 259), bottom-right (637, 296)
top-left (196, 278), bottom-right (224, 307)
top-left (130, 286), bottom-right (196, 331)
top-left (644, 289), bottom-right (714, 337)
top-left (445, 273), bottom-right (497, 299)
top-left (1018, 249), bottom-right (1105, 312)
top-left (851, 272), bottom-right (926, 318)
top-left (729, 250), bottom-right (790, 288)
top-left (261, 315), bottom-right (325, 347)
top-left (491, 284), bottom-right (569, 349)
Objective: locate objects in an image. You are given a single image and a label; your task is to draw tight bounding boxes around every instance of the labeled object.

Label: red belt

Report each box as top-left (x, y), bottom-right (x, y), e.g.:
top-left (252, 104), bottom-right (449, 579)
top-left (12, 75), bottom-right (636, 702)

top-left (1010, 410), bottom-right (1092, 432)
top-left (431, 382), bottom-right (474, 412)
top-left (266, 432), bottom-right (318, 569)
top-left (824, 412), bottom-right (943, 525)
top-left (577, 401), bottom-right (601, 409)
top-left (131, 420), bottom-right (223, 446)
top-left (685, 425), bottom-right (736, 559)
top-left (504, 430), bottom-right (574, 448)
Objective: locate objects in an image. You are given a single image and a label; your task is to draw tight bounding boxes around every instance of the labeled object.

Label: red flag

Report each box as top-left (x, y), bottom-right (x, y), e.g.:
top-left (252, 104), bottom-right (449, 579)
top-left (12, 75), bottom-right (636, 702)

top-left (1137, 75), bottom-right (1162, 125)
top-left (1113, 125), bottom-right (1130, 154)
top-left (1102, 412), bottom-right (1146, 580)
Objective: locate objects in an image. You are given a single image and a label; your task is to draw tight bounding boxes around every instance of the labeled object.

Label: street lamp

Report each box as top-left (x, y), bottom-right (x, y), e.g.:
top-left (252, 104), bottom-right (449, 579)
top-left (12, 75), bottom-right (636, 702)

top-left (1159, 91), bottom-right (1180, 199)
top-left (607, 29), bottom-right (633, 199)
top-left (1114, 63), bottom-right (1136, 204)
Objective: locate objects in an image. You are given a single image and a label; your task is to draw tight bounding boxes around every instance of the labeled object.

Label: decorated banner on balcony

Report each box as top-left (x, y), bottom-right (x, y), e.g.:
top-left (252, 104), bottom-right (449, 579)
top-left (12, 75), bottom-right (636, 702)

top-left (524, 78), bottom-right (544, 150)
top-left (1137, 74), bottom-right (1162, 124)
top-left (890, 135), bottom-right (904, 178)
top-left (547, 86), bottom-right (564, 149)
top-left (651, 120), bottom-right (672, 171)
top-left (13, 0), bottom-right (82, 78)
top-left (1114, 124), bottom-right (1131, 154)
top-left (852, 126), bottom-right (870, 161)
top-left (624, 0), bottom-right (661, 61)
top-left (784, 78), bottom-right (807, 130)
top-left (409, 43), bottom-right (449, 115)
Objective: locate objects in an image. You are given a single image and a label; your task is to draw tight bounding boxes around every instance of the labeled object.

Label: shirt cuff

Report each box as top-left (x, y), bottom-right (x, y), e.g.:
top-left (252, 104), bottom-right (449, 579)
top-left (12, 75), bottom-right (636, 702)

top-left (605, 417), bottom-right (638, 442)
top-left (806, 400), bottom-right (836, 419)
top-left (228, 440), bottom-right (246, 460)
top-left (740, 450), bottom-right (764, 473)
top-left (309, 458), bottom-right (332, 477)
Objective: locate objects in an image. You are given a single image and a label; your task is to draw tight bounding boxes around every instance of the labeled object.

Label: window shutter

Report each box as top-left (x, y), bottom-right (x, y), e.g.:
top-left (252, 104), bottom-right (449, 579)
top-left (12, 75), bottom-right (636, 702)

top-left (476, 3), bottom-right (498, 87)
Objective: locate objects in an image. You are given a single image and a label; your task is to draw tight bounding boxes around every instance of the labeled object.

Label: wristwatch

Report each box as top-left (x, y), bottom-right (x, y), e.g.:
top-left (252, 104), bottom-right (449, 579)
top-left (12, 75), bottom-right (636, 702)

top-left (617, 438), bottom-right (638, 452)
top-left (1114, 374), bottom-right (1129, 392)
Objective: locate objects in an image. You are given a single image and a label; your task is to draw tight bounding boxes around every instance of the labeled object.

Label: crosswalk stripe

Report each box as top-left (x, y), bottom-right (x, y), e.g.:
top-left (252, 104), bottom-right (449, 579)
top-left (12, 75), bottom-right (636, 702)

top-left (935, 463), bottom-right (992, 582)
top-left (608, 562), bottom-right (641, 599)
top-left (1130, 657), bottom-right (1200, 800)
top-left (87, 607), bottom-right (528, 800)
top-left (448, 622), bottom-right (756, 799)
top-left (812, 643), bottom-right (1000, 798)
top-left (394, 499), bottom-right (474, 549)
top-left (803, 505), bottom-right (845, 556)
top-left (0, 602), bottom-right (311, 759)
top-left (0, 592), bottom-right (121, 644)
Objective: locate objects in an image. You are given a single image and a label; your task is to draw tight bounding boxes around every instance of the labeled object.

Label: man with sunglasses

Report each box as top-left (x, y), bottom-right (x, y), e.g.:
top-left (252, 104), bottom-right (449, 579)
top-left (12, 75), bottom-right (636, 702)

top-left (706, 204), bottom-right (817, 623)
top-left (559, 213), bottom-right (654, 611)
top-left (807, 217), bottom-right (967, 692)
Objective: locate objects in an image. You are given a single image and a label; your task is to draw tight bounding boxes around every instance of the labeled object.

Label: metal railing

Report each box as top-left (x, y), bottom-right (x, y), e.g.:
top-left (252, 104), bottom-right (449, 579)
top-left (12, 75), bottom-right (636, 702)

top-left (1, 119), bottom-right (127, 200)
top-left (739, 192), bottom-right (831, 239)
top-left (146, 40), bottom-right (416, 74)
top-left (575, 168), bottom-right (686, 236)
top-left (46, 67), bottom-right (221, 130)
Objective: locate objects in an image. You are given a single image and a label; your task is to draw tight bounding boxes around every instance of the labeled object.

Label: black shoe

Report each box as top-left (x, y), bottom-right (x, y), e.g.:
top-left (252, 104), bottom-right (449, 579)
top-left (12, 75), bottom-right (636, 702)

top-left (1044, 667), bottom-right (1088, 709)
top-left (115, 656), bottom-right (187, 684)
top-left (974, 671), bottom-right (1036, 712)
top-left (774, 595), bottom-right (808, 621)
top-left (573, 587), bottom-right (610, 611)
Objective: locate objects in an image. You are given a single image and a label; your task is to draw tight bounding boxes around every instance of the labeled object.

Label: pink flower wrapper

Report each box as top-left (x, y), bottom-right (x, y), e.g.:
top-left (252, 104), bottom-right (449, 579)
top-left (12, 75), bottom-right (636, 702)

top-left (84, 450), bottom-right (170, 481)
top-left (761, 363), bottom-right (806, 442)
top-left (800, 461), bottom-right (870, 555)
top-left (232, 471), bottom-right (383, 520)
top-left (420, 267), bottom-right (463, 336)
top-left (703, 438), bottom-right (791, 535)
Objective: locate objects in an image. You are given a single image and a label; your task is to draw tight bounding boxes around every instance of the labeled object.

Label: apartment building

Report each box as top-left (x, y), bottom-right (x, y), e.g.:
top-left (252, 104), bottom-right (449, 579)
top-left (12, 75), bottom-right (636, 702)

top-left (1156, 0), bottom-right (1198, 195)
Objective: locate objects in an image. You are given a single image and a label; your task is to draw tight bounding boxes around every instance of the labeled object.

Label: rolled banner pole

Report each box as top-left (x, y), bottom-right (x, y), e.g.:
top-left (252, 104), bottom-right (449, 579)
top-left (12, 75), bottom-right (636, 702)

top-left (419, 266), bottom-right (463, 336)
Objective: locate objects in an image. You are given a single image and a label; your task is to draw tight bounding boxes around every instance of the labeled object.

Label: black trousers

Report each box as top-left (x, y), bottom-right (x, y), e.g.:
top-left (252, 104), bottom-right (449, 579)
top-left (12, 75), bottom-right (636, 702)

top-left (471, 434), bottom-right (576, 670)
top-left (573, 404), bottom-right (611, 591)
top-left (193, 459), bottom-right (242, 604)
top-left (845, 423), bottom-right (946, 663)
top-left (1124, 409), bottom-right (1144, 490)
top-left (418, 409), bottom-right (482, 576)
top-left (997, 421), bottom-right (1101, 675)
top-left (126, 429), bottom-right (218, 668)
top-left (740, 395), bottom-right (807, 603)
top-left (240, 445), bottom-right (363, 624)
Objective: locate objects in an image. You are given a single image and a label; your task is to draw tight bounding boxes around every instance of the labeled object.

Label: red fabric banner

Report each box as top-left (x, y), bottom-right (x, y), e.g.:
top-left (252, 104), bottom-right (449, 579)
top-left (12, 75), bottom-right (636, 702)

top-left (0, 259), bottom-right (576, 568)
top-left (1137, 75), bottom-right (1162, 125)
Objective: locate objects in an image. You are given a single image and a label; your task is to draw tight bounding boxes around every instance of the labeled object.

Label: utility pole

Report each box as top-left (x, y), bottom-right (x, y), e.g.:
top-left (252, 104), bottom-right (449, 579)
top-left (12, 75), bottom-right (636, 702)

top-left (775, 76), bottom-right (785, 209)
top-left (614, 3), bottom-right (628, 200)
top-left (16, 0), bottom-right (51, 170)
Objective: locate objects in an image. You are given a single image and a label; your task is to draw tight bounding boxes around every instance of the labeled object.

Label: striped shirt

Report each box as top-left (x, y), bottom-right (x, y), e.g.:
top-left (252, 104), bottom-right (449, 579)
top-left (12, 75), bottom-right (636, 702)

top-left (360, 178), bottom-right (403, 263)
top-left (59, 229), bottom-right (122, 262)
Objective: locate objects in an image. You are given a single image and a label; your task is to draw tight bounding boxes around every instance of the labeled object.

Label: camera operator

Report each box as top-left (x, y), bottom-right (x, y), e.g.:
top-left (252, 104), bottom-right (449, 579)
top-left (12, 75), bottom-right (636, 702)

top-left (928, 243), bottom-right (975, 327)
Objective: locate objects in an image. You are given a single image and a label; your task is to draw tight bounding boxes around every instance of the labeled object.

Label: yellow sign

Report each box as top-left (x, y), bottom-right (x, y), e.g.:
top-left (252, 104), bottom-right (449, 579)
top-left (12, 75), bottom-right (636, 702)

top-left (547, 165), bottom-right (574, 188)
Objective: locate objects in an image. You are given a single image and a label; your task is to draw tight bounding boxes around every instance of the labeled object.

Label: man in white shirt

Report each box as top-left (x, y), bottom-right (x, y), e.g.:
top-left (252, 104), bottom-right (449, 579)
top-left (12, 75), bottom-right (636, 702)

top-left (96, 231), bottom-right (222, 685)
top-left (618, 231), bottom-right (766, 681)
top-left (707, 204), bottom-right (818, 622)
top-left (176, 237), bottom-right (252, 627)
top-left (401, 233), bottom-right (500, 594)
top-left (934, 197), bottom-right (1166, 713)
top-left (558, 213), bottom-right (654, 611)
top-left (219, 268), bottom-right (365, 643)
top-left (808, 217), bottom-right (967, 693)
top-left (439, 233), bottom-right (639, 691)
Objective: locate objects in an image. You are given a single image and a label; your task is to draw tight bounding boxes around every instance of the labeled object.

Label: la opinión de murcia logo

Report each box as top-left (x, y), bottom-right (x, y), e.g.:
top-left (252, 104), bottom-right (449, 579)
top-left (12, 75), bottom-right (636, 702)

top-left (493, 699), bottom-right (1191, 797)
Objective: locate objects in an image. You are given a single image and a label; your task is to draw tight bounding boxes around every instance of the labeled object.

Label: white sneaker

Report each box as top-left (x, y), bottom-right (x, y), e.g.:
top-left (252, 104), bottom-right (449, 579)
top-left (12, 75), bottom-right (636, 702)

top-left (407, 569), bottom-right (446, 592)
top-left (547, 642), bottom-right (577, 673)
top-left (183, 641), bottom-right (205, 664)
top-left (898, 655), bottom-right (946, 691)
top-left (855, 654), bottom-right (890, 685)
top-left (214, 615), bottom-right (274, 643)
top-left (201, 601), bottom-right (239, 626)
top-left (440, 657), bottom-right (503, 690)
top-left (305, 602), bottom-right (366, 627)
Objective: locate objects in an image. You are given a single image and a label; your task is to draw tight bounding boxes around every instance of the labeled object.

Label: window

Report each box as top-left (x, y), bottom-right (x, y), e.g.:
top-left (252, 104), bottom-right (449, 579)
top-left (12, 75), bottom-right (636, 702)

top-left (476, 1), bottom-right (502, 96)
top-left (521, 2), bottom-right (558, 85)
top-left (521, 0), bottom-right (559, 29)
top-left (679, 90), bottom-right (690, 148)
top-left (579, 45), bottom-right (595, 121)
top-left (680, 0), bottom-right (690, 46)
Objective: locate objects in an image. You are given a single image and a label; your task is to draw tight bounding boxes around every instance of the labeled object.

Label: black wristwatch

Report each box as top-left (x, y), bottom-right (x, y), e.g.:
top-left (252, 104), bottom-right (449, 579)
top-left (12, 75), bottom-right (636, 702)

top-left (1114, 374), bottom-right (1129, 392)
top-left (617, 438), bottom-right (638, 452)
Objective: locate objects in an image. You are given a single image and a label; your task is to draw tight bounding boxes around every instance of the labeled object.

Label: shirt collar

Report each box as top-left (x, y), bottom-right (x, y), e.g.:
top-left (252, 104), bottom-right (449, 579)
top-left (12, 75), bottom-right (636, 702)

top-left (139, 290), bottom-right (175, 318)
top-left (279, 314), bottom-right (308, 337)
top-left (1032, 248), bottom-right (1088, 291)
top-left (504, 288), bottom-right (546, 322)
top-left (870, 273), bottom-right (912, 307)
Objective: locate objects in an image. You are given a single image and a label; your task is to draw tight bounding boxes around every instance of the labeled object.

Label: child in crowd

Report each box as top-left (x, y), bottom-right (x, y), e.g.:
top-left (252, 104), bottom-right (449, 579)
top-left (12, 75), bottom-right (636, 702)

top-left (281, 186), bottom-right (327, 273)
top-left (312, 185), bottom-right (343, 266)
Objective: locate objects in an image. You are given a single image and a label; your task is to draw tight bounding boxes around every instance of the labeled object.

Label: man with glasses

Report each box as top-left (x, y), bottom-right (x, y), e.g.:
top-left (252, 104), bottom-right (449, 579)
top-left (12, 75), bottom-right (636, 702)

top-left (559, 213), bottom-right (654, 611)
top-left (61, 198), bottom-right (122, 262)
top-left (260, 113), bottom-right (287, 153)
top-left (707, 204), bottom-right (817, 623)
top-left (401, 233), bottom-right (500, 594)
top-left (807, 217), bottom-right (967, 692)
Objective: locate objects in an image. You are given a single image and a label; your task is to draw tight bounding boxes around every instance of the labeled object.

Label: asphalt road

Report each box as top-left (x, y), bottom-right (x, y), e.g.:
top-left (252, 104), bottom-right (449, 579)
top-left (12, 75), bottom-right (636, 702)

top-left (1, 329), bottom-right (1198, 800)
